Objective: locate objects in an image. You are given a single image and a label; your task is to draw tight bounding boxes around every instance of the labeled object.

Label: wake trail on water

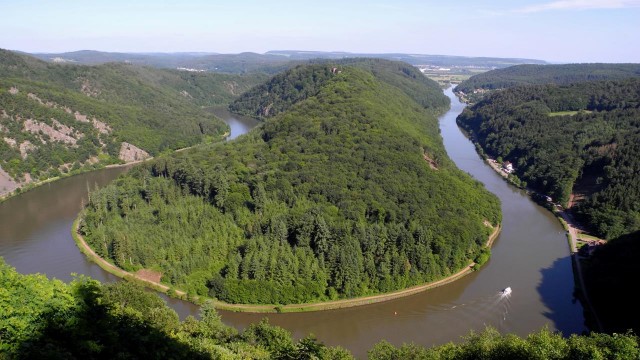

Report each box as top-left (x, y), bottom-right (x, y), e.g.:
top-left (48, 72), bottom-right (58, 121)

top-left (390, 290), bottom-right (514, 331)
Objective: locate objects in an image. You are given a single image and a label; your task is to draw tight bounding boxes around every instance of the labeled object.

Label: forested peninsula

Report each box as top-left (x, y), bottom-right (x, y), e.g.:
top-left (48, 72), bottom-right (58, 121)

top-left (0, 49), bottom-right (265, 197)
top-left (79, 60), bottom-right (501, 306)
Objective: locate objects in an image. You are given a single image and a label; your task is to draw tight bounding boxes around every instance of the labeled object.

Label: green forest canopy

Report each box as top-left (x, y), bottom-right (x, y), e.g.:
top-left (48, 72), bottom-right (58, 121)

top-left (457, 79), bottom-right (640, 240)
top-left (2, 258), bottom-right (638, 359)
top-left (230, 58), bottom-right (449, 119)
top-left (0, 49), bottom-right (265, 183)
top-left (80, 61), bottom-right (501, 305)
top-left (455, 63), bottom-right (640, 94)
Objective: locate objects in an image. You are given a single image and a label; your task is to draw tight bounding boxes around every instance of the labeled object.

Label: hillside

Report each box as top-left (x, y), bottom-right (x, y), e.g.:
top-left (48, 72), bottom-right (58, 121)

top-left (230, 59), bottom-right (449, 119)
top-left (455, 63), bottom-right (640, 102)
top-left (2, 258), bottom-right (637, 359)
top-left (80, 62), bottom-right (501, 305)
top-left (457, 79), bottom-right (640, 239)
top-left (0, 49), bottom-right (265, 197)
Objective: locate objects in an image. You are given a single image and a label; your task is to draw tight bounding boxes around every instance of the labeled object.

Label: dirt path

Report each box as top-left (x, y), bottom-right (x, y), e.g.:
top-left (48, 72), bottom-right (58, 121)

top-left (74, 215), bottom-right (501, 313)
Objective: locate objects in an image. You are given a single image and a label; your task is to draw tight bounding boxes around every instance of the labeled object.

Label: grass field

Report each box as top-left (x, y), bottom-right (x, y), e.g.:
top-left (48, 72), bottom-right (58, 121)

top-left (548, 110), bottom-right (593, 117)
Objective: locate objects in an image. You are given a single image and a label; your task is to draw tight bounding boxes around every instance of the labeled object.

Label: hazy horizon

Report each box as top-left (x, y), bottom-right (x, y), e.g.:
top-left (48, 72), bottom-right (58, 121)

top-left (2, 0), bottom-right (640, 63)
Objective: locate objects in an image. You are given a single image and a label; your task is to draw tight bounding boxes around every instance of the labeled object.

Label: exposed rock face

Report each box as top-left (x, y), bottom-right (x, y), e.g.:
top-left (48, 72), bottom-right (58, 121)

top-left (223, 81), bottom-right (239, 95)
top-left (79, 79), bottom-right (100, 97)
top-left (23, 118), bottom-right (79, 145)
top-left (74, 111), bottom-right (89, 122)
top-left (0, 166), bottom-right (18, 197)
top-left (92, 119), bottom-right (111, 134)
top-left (180, 90), bottom-right (193, 98)
top-left (19, 141), bottom-right (35, 159)
top-left (9, 87), bottom-right (19, 95)
top-left (118, 142), bottom-right (150, 163)
top-left (3, 137), bottom-right (16, 148)
top-left (74, 111), bottom-right (111, 134)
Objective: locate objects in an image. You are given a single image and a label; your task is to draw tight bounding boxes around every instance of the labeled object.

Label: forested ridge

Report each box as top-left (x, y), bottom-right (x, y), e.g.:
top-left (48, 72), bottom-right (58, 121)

top-left (457, 79), bottom-right (640, 239)
top-left (455, 63), bottom-right (640, 94)
top-left (80, 62), bottom-right (501, 305)
top-left (230, 59), bottom-right (449, 119)
top-left (0, 49), bottom-right (264, 191)
top-left (2, 259), bottom-right (639, 359)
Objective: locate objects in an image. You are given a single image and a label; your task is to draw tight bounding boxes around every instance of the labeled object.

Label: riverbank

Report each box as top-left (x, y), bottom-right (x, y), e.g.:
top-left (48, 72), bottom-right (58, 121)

top-left (73, 213), bottom-right (501, 313)
top-left (0, 166), bottom-right (104, 204)
top-left (480, 154), bottom-right (604, 331)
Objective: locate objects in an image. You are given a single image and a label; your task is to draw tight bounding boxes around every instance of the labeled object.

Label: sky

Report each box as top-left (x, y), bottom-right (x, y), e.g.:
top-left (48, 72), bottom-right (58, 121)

top-left (1, 0), bottom-right (639, 63)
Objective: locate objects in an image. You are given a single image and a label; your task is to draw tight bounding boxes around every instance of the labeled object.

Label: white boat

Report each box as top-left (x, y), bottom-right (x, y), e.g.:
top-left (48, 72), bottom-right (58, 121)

top-left (501, 286), bottom-right (512, 295)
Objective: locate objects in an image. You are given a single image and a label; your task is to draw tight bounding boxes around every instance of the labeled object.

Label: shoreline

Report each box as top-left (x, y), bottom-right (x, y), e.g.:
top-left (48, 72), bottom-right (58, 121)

top-left (0, 132), bottom-right (230, 203)
top-left (0, 160), bottom-right (147, 204)
top-left (477, 145), bottom-right (604, 332)
top-left (73, 214), bottom-right (501, 313)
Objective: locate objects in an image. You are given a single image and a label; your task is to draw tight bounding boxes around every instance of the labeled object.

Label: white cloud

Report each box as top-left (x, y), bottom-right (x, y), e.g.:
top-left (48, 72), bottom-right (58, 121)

top-left (515, 0), bottom-right (640, 13)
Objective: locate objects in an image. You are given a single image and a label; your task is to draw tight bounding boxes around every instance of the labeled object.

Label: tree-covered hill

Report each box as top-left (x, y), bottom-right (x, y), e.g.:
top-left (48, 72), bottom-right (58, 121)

top-left (455, 63), bottom-right (640, 95)
top-left (2, 258), bottom-right (638, 359)
top-left (230, 59), bottom-right (449, 119)
top-left (0, 49), bottom-right (265, 195)
top-left (457, 79), bottom-right (640, 239)
top-left (80, 62), bottom-right (501, 305)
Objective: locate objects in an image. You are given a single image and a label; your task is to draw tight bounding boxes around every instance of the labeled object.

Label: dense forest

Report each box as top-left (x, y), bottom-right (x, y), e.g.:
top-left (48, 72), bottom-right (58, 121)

top-left (0, 259), bottom-right (351, 359)
top-left (0, 49), bottom-right (264, 190)
top-left (230, 59), bottom-right (449, 119)
top-left (455, 63), bottom-right (640, 95)
top-left (80, 61), bottom-right (501, 305)
top-left (2, 259), bottom-right (638, 359)
top-left (457, 79), bottom-right (640, 239)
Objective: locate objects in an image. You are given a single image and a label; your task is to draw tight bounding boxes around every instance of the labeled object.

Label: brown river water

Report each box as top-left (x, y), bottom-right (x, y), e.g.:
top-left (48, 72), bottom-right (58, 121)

top-left (0, 88), bottom-right (585, 358)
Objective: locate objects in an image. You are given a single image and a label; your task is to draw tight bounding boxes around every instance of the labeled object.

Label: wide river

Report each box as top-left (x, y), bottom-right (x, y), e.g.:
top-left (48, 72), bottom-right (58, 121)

top-left (0, 88), bottom-right (585, 358)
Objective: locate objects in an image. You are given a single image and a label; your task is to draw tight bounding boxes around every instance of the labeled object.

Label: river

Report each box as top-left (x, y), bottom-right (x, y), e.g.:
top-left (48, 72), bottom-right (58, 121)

top-left (0, 89), bottom-right (585, 358)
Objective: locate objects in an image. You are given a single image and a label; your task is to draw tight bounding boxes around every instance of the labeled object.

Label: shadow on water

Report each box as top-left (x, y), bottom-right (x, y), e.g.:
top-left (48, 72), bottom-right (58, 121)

top-left (537, 255), bottom-right (587, 335)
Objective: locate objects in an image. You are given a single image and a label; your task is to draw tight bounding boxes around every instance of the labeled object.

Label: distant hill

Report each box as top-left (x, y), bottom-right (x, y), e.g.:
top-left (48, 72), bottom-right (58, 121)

top-left (0, 49), bottom-right (265, 196)
top-left (80, 61), bottom-right (501, 305)
top-left (266, 50), bottom-right (547, 67)
top-left (26, 50), bottom-right (546, 74)
top-left (455, 63), bottom-right (640, 100)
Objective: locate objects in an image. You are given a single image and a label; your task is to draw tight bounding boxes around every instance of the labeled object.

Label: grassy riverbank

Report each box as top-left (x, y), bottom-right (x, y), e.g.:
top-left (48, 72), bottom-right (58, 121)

top-left (73, 213), bottom-right (501, 313)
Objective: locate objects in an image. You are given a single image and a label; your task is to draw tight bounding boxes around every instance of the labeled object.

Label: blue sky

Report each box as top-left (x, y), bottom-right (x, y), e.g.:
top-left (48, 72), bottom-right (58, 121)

top-left (1, 0), bottom-right (639, 63)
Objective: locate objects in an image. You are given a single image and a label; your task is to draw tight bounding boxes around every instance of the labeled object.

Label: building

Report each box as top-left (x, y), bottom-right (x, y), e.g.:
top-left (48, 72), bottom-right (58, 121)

top-left (503, 161), bottom-right (514, 174)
